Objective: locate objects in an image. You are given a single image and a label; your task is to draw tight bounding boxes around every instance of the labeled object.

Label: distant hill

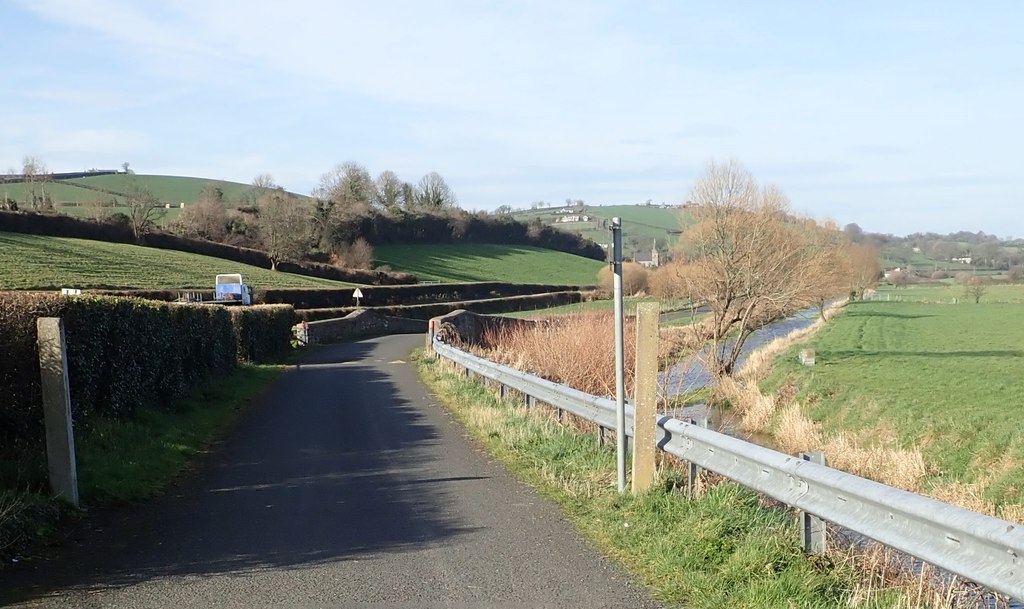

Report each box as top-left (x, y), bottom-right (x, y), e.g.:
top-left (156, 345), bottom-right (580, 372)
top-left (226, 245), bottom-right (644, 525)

top-left (511, 204), bottom-right (694, 261)
top-left (0, 173), bottom-right (304, 224)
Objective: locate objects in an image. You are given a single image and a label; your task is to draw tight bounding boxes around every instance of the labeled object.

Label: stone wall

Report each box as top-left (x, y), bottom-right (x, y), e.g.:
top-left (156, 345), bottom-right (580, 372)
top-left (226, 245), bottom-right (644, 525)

top-left (428, 309), bottom-right (536, 348)
top-left (296, 309), bottom-right (427, 345)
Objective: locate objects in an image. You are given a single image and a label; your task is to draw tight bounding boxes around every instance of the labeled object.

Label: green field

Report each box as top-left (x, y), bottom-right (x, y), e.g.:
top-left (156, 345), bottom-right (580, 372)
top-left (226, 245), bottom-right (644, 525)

top-left (68, 174), bottom-right (258, 204)
top-left (375, 243), bottom-right (604, 285)
top-left (2, 181), bottom-right (125, 206)
top-left (2, 174), bottom-right (305, 211)
top-left (764, 300), bottom-right (1024, 508)
top-left (0, 232), bottom-right (351, 290)
top-left (512, 204), bottom-right (694, 251)
top-left (873, 283), bottom-right (1024, 303)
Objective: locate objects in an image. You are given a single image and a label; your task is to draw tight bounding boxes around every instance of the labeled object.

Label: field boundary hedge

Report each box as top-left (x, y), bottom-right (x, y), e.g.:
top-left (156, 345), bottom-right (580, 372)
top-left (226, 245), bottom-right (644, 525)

top-left (91, 282), bottom-right (588, 310)
top-left (0, 211), bottom-right (415, 285)
top-left (0, 293), bottom-right (295, 454)
top-left (295, 291), bottom-right (585, 322)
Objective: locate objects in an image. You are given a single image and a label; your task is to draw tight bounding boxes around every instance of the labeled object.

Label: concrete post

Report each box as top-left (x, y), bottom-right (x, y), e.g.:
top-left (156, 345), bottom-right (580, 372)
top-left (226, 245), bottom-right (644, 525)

top-left (800, 451), bottom-right (827, 554)
top-left (632, 302), bottom-right (659, 495)
top-left (36, 318), bottom-right (79, 508)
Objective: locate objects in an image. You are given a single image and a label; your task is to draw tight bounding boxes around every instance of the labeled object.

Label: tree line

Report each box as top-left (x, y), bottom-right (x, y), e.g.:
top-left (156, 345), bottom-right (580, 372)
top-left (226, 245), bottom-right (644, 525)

top-left (5, 158), bottom-right (605, 268)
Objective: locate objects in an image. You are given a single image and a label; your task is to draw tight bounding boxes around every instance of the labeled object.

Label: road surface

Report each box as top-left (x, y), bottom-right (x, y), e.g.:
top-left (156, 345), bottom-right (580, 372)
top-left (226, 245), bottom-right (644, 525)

top-left (1, 335), bottom-right (659, 609)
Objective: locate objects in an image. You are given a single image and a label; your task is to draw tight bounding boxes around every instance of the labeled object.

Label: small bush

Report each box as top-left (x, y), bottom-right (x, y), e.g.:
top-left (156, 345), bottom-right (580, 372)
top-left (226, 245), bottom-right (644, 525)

top-left (597, 262), bottom-right (649, 296)
top-left (930, 270), bottom-right (948, 280)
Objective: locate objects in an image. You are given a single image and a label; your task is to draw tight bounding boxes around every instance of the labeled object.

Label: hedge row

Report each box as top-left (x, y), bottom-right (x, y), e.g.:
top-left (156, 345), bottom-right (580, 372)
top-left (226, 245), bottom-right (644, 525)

top-left (0, 210), bottom-right (416, 285)
top-left (258, 282), bottom-right (583, 309)
top-left (0, 294), bottom-right (296, 452)
top-left (294, 291), bottom-right (585, 322)
top-left (229, 305), bottom-right (295, 363)
top-left (326, 210), bottom-right (606, 260)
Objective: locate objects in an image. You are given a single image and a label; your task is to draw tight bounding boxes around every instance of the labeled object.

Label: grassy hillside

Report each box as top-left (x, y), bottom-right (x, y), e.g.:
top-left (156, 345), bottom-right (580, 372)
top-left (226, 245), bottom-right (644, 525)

top-left (512, 204), bottom-right (693, 258)
top-left (763, 300), bottom-right (1024, 509)
top-left (0, 232), bottom-right (351, 290)
top-left (68, 174), bottom-right (257, 204)
top-left (2, 181), bottom-right (125, 206)
top-left (375, 243), bottom-right (604, 285)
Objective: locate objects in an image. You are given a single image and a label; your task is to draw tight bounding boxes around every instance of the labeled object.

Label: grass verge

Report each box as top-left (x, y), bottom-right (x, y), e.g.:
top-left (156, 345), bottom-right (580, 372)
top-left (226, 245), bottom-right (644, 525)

top-left (417, 352), bottom-right (909, 608)
top-left (0, 363), bottom-right (285, 564)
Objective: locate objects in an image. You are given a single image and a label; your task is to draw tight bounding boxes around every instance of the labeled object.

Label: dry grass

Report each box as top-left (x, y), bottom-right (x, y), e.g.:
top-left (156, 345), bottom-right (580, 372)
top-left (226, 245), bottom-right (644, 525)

top-left (476, 312), bottom-right (637, 398)
top-left (831, 537), bottom-right (1010, 609)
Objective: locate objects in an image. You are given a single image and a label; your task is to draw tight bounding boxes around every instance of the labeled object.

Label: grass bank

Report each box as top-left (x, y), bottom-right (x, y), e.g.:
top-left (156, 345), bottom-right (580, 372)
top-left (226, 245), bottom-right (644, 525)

top-left (0, 363), bottom-right (284, 563)
top-left (417, 353), bottom-right (910, 608)
top-left (375, 243), bottom-right (603, 284)
top-left (760, 300), bottom-right (1024, 519)
top-left (0, 231), bottom-right (350, 290)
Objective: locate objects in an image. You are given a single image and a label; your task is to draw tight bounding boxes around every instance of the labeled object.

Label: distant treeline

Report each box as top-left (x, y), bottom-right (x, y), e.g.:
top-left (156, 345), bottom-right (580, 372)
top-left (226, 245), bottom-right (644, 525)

top-left (326, 210), bottom-right (606, 260)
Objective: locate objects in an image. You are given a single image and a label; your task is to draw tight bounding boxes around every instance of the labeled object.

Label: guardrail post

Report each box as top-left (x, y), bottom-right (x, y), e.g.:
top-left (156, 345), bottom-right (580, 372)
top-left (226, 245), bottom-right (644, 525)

top-left (632, 302), bottom-right (659, 495)
top-left (37, 318), bottom-right (80, 508)
top-left (799, 451), bottom-right (827, 554)
top-left (686, 417), bottom-right (709, 499)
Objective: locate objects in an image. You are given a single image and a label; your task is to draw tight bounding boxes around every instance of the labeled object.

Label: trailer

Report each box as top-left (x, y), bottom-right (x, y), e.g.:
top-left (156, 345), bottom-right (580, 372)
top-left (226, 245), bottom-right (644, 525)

top-left (214, 274), bottom-right (253, 305)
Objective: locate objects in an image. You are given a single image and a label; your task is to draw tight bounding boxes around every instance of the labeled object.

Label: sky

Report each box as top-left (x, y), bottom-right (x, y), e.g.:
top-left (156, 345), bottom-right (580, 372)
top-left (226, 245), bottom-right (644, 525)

top-left (1, 1), bottom-right (1022, 238)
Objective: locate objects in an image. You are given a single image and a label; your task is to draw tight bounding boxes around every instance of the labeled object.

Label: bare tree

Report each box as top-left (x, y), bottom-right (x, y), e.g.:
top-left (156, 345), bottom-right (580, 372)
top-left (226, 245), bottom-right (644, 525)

top-left (803, 219), bottom-right (852, 319)
top-left (373, 170), bottom-right (405, 212)
top-left (671, 159), bottom-right (842, 376)
top-left (240, 173), bottom-right (279, 206)
top-left (21, 155), bottom-right (49, 210)
top-left (315, 162), bottom-right (376, 213)
top-left (124, 180), bottom-right (165, 239)
top-left (176, 197), bottom-right (227, 241)
top-left (849, 243), bottom-right (882, 298)
top-left (414, 172), bottom-right (457, 210)
top-left (257, 192), bottom-right (309, 270)
top-left (963, 275), bottom-right (989, 304)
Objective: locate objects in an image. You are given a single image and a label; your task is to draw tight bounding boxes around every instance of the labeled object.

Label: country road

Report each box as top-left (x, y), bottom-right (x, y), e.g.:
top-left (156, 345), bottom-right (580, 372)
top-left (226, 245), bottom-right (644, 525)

top-left (1, 335), bottom-right (659, 609)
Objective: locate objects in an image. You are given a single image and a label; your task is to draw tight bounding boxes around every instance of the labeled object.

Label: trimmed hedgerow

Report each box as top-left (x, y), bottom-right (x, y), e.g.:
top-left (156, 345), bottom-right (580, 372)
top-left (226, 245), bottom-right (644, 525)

top-left (0, 293), bottom-right (236, 452)
top-left (229, 305), bottom-right (295, 363)
top-left (294, 291), bottom-right (586, 322)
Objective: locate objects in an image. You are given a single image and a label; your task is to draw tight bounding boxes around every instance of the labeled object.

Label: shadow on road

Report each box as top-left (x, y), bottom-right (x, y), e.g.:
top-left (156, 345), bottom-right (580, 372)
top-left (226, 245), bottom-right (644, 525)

top-left (2, 339), bottom-right (477, 603)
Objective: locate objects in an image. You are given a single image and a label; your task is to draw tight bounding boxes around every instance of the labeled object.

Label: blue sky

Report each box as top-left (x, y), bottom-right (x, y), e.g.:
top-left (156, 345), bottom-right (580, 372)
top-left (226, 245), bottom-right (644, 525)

top-left (2, 1), bottom-right (1022, 237)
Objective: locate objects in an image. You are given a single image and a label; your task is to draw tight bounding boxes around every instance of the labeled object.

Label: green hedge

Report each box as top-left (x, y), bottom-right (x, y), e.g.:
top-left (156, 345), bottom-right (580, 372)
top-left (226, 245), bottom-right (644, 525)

top-left (258, 282), bottom-right (583, 309)
top-left (295, 291), bottom-right (585, 321)
top-left (0, 293), bottom-right (236, 453)
top-left (229, 305), bottom-right (295, 363)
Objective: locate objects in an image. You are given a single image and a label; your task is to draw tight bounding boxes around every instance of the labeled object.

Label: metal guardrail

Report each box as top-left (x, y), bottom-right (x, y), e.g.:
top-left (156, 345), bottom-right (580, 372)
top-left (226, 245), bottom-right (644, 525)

top-left (432, 339), bottom-right (1024, 601)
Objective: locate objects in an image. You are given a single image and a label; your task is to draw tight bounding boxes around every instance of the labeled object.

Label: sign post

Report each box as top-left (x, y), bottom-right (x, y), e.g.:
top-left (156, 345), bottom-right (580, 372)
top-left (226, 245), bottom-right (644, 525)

top-left (611, 217), bottom-right (626, 493)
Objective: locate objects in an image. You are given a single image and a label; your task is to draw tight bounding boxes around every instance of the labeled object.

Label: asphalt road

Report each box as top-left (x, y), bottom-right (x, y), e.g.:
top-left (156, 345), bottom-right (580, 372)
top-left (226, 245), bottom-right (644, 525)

top-left (1, 335), bottom-right (660, 609)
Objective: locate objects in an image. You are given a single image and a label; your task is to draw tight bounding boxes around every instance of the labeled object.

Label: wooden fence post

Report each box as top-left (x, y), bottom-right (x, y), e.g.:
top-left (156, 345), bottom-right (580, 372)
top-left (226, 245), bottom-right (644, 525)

top-left (37, 318), bottom-right (79, 508)
top-left (632, 302), bottom-right (659, 494)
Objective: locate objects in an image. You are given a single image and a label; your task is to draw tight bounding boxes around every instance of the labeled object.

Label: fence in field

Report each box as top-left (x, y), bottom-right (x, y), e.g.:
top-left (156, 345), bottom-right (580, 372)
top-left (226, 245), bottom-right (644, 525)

top-left (429, 337), bottom-right (1024, 602)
